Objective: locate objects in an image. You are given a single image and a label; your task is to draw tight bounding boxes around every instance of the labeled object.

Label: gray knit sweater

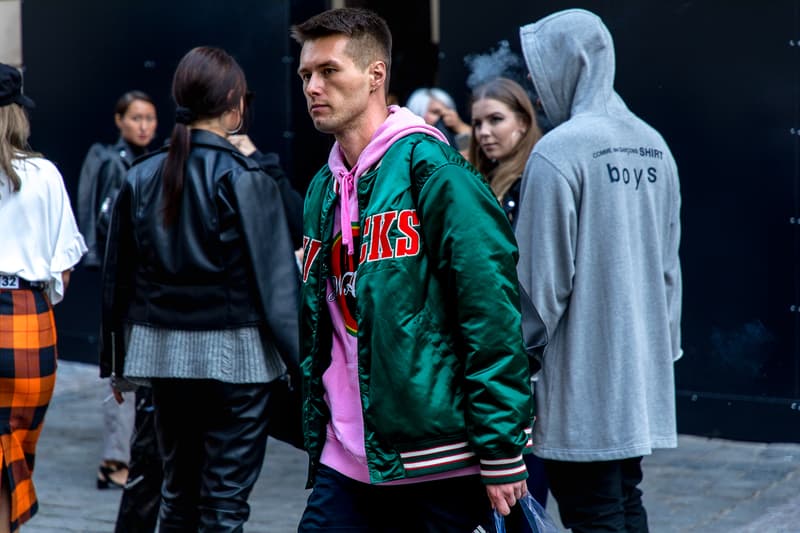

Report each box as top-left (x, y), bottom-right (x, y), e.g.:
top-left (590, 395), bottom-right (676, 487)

top-left (124, 324), bottom-right (286, 384)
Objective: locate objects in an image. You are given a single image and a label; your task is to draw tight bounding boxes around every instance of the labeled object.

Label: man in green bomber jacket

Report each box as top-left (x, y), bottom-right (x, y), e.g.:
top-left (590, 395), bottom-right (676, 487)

top-left (292, 7), bottom-right (534, 532)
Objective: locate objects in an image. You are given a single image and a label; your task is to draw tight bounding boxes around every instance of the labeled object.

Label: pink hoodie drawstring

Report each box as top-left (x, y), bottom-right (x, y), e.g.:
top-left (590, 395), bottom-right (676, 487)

top-left (329, 105), bottom-right (449, 255)
top-left (337, 170), bottom-right (356, 253)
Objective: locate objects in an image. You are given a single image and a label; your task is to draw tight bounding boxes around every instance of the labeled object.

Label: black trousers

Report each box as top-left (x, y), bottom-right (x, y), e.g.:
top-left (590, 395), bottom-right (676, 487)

top-left (544, 457), bottom-right (649, 533)
top-left (298, 464), bottom-right (495, 532)
top-left (151, 379), bottom-right (273, 533)
top-left (115, 386), bottom-right (163, 533)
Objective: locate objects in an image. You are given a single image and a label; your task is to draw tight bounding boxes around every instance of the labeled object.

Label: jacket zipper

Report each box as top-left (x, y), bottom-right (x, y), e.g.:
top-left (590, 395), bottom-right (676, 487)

top-left (111, 331), bottom-right (117, 377)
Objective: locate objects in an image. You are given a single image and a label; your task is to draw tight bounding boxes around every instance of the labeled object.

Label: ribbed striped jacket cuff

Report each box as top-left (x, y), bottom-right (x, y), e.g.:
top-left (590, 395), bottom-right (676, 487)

top-left (479, 426), bottom-right (533, 484)
top-left (480, 455), bottom-right (528, 484)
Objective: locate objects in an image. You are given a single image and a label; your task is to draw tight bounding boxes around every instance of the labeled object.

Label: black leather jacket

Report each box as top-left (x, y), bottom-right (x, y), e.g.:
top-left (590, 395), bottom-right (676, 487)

top-left (249, 149), bottom-right (304, 250)
top-left (501, 176), bottom-right (523, 228)
top-left (100, 129), bottom-right (300, 381)
top-left (77, 137), bottom-right (143, 268)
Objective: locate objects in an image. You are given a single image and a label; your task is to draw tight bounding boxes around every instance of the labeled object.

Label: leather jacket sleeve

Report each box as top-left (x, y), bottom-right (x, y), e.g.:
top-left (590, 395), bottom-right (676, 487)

top-left (94, 155), bottom-right (128, 248)
top-left (99, 180), bottom-right (136, 378)
top-left (249, 150), bottom-right (304, 250)
top-left (232, 168), bottom-right (301, 378)
top-left (76, 143), bottom-right (109, 269)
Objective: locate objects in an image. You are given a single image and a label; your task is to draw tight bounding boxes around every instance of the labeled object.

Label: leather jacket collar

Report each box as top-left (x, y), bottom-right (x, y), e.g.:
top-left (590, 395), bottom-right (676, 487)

top-left (111, 137), bottom-right (146, 168)
top-left (188, 128), bottom-right (238, 154)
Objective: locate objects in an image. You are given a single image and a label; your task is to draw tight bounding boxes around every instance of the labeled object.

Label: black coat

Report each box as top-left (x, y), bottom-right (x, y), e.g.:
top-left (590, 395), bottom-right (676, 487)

top-left (76, 137), bottom-right (140, 268)
top-left (99, 130), bottom-right (300, 382)
top-left (248, 149), bottom-right (304, 250)
top-left (501, 176), bottom-right (523, 228)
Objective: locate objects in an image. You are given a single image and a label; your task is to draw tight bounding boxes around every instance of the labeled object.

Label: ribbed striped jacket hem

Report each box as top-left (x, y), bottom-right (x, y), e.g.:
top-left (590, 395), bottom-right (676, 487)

top-left (398, 427), bottom-right (533, 484)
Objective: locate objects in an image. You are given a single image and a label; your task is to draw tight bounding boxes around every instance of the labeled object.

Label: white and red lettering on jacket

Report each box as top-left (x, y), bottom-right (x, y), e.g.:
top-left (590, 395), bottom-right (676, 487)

top-left (303, 208), bottom-right (422, 283)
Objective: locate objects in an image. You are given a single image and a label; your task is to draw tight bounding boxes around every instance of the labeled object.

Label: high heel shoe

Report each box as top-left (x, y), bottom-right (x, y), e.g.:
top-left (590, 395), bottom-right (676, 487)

top-left (97, 462), bottom-right (128, 489)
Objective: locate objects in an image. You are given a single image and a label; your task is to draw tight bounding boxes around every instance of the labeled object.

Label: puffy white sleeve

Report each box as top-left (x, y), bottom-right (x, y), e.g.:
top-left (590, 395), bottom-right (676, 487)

top-left (46, 164), bottom-right (87, 304)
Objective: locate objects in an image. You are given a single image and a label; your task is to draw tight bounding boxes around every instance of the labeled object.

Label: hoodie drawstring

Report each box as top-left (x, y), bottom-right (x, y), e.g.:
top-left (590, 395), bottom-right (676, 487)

top-left (338, 170), bottom-right (356, 255)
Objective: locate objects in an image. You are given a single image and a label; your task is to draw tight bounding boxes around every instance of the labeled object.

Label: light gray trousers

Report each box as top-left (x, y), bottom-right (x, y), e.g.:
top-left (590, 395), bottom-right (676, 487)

top-left (101, 379), bottom-right (136, 463)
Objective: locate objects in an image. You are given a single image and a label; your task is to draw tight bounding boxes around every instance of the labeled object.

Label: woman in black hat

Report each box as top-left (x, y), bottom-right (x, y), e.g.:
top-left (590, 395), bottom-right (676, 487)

top-left (0, 62), bottom-right (86, 532)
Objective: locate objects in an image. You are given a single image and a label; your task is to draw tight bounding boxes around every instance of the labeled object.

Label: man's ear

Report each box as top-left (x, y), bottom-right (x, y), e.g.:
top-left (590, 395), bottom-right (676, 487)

top-left (369, 61), bottom-right (387, 93)
top-left (114, 113), bottom-right (123, 129)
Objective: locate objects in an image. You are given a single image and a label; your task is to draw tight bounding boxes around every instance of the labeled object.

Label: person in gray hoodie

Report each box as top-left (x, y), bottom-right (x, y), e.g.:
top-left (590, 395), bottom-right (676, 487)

top-left (515, 9), bottom-right (682, 532)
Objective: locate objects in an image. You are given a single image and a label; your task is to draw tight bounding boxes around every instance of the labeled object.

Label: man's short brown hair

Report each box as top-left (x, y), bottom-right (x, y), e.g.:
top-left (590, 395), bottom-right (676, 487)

top-left (290, 7), bottom-right (392, 73)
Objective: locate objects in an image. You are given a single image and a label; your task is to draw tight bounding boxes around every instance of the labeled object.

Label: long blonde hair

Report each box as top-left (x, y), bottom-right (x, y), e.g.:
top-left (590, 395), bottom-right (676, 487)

top-left (468, 78), bottom-right (542, 200)
top-left (0, 103), bottom-right (39, 192)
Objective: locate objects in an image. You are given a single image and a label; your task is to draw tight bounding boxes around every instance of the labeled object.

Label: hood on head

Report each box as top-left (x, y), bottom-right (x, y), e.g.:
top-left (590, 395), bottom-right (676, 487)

top-left (519, 9), bottom-right (616, 128)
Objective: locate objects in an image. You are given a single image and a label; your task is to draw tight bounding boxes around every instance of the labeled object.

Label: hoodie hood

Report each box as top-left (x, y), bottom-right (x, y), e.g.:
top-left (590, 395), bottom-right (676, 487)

top-left (328, 105), bottom-right (448, 255)
top-left (520, 9), bottom-right (624, 128)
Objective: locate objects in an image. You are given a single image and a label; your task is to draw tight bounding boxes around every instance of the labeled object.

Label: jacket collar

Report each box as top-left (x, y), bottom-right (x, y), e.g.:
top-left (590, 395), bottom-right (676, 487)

top-left (187, 129), bottom-right (261, 171)
top-left (190, 128), bottom-right (239, 153)
top-left (112, 137), bottom-right (145, 166)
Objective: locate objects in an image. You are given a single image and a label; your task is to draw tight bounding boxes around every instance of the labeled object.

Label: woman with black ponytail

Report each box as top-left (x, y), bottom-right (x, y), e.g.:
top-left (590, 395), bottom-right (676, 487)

top-left (100, 47), bottom-right (301, 531)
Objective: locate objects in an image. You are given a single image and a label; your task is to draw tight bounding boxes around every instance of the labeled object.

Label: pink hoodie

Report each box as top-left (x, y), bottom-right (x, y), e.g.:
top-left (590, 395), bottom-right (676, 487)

top-left (327, 105), bottom-right (447, 257)
top-left (321, 107), bottom-right (477, 484)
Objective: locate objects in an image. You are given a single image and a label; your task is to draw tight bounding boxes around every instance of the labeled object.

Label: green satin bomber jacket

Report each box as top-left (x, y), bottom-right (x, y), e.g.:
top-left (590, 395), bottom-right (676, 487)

top-left (299, 133), bottom-right (534, 486)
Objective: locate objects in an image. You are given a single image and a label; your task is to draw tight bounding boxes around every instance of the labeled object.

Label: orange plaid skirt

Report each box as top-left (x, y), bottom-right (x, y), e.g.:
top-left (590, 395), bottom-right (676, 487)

top-left (0, 288), bottom-right (57, 531)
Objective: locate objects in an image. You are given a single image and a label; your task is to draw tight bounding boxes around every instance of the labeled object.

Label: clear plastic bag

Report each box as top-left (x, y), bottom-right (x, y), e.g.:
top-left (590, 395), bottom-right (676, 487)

top-left (493, 493), bottom-right (560, 533)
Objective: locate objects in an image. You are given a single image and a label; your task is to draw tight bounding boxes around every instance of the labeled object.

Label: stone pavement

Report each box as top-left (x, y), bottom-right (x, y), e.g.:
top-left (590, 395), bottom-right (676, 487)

top-left (24, 361), bottom-right (800, 532)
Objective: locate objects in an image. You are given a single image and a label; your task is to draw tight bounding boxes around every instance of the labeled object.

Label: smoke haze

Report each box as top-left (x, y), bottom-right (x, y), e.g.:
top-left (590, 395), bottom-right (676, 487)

top-left (464, 40), bottom-right (526, 90)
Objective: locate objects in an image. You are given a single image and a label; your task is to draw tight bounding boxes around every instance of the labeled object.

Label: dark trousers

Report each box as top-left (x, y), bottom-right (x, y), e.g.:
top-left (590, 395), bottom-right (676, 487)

top-left (115, 386), bottom-right (163, 533)
top-left (298, 464), bottom-right (495, 533)
top-left (544, 457), bottom-right (649, 533)
top-left (151, 379), bottom-right (273, 533)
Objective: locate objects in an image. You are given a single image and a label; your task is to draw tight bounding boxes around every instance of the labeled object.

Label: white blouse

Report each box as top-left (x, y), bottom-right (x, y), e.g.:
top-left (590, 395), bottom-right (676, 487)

top-left (0, 156), bottom-right (87, 304)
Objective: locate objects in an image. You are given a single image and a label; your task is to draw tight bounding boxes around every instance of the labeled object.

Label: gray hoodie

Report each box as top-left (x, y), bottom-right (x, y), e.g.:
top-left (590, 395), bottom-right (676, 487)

top-left (516, 9), bottom-right (682, 461)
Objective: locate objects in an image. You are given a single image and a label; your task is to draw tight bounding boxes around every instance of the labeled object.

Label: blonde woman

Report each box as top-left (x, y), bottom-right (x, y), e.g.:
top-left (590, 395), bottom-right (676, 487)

top-left (0, 63), bottom-right (86, 532)
top-left (468, 77), bottom-right (542, 226)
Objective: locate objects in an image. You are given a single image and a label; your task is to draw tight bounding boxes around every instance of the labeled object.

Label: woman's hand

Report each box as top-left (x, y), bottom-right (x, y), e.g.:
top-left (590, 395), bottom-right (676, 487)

top-left (228, 134), bottom-right (258, 156)
top-left (441, 107), bottom-right (471, 135)
top-left (110, 375), bottom-right (137, 404)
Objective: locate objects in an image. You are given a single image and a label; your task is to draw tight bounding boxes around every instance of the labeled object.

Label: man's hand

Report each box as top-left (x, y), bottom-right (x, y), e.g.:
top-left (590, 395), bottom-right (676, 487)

top-left (486, 480), bottom-right (528, 516)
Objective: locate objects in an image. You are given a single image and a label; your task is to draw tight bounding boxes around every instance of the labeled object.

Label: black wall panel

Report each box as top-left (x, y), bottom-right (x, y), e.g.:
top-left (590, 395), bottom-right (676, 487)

top-left (19, 0), bottom-right (800, 441)
top-left (21, 0), bottom-right (327, 364)
top-left (439, 1), bottom-right (800, 442)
